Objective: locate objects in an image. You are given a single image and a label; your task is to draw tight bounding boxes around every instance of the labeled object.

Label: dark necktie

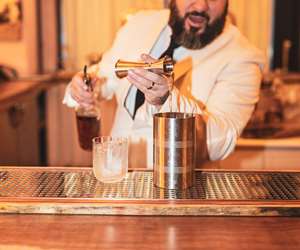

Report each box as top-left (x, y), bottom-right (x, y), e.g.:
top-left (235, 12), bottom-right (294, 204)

top-left (133, 37), bottom-right (180, 119)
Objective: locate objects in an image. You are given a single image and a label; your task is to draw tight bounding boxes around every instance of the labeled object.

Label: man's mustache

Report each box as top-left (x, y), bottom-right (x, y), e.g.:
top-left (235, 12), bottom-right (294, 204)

top-left (184, 11), bottom-right (210, 22)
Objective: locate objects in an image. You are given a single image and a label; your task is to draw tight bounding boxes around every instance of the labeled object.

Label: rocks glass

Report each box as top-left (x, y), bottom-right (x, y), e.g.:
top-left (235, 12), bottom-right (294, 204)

top-left (93, 136), bottom-right (128, 183)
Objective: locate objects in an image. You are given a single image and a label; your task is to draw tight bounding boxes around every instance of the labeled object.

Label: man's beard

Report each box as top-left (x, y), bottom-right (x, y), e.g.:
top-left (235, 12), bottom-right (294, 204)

top-left (169, 0), bottom-right (228, 50)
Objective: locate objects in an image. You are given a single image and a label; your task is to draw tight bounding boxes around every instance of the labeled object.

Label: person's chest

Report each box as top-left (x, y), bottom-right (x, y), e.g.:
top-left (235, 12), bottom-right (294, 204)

top-left (172, 46), bottom-right (233, 105)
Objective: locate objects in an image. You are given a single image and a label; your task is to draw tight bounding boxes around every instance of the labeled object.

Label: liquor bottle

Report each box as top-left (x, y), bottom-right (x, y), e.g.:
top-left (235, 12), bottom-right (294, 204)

top-left (75, 65), bottom-right (101, 151)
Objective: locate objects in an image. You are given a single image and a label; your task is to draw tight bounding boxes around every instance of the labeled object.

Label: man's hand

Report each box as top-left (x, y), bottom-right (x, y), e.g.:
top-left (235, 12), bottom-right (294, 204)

top-left (126, 54), bottom-right (173, 106)
top-left (69, 72), bottom-right (100, 109)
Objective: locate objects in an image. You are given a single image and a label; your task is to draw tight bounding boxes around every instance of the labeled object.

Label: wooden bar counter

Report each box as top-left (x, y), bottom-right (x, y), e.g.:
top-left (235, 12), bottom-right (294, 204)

top-left (0, 166), bottom-right (300, 249)
top-left (1, 215), bottom-right (300, 249)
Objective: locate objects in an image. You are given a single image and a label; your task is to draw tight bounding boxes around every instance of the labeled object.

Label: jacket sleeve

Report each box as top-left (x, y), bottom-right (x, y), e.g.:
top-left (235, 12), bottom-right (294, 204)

top-left (146, 56), bottom-right (264, 161)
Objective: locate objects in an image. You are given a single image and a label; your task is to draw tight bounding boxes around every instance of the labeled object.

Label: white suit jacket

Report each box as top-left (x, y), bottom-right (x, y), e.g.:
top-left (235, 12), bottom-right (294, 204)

top-left (64, 9), bottom-right (265, 169)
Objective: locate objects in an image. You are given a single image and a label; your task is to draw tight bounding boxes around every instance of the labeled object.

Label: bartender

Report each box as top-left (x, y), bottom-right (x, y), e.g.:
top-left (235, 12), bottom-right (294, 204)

top-left (63, 0), bottom-right (265, 168)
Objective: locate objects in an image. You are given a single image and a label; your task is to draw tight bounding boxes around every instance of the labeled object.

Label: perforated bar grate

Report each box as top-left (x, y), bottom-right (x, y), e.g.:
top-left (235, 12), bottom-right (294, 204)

top-left (0, 169), bottom-right (300, 200)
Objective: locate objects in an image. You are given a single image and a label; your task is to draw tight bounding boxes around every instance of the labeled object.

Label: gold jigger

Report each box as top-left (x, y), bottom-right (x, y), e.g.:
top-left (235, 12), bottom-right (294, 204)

top-left (114, 56), bottom-right (173, 78)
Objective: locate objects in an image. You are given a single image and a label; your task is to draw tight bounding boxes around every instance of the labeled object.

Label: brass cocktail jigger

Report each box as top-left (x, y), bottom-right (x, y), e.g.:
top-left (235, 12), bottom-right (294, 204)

top-left (114, 56), bottom-right (174, 78)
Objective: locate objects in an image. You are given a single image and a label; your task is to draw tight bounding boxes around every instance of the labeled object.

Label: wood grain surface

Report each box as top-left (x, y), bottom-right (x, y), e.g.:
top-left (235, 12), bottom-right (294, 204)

top-left (0, 215), bottom-right (300, 250)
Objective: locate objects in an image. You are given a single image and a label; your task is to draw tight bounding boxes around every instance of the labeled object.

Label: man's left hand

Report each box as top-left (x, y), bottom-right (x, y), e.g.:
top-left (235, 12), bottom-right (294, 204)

top-left (126, 54), bottom-right (172, 106)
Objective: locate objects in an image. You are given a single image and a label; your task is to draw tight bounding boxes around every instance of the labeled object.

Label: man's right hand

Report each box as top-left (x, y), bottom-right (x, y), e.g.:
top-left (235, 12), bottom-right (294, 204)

top-left (69, 72), bottom-right (99, 109)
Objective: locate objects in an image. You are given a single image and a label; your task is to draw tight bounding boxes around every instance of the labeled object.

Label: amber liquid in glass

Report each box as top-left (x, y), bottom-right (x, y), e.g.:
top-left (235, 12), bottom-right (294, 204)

top-left (76, 114), bottom-right (100, 151)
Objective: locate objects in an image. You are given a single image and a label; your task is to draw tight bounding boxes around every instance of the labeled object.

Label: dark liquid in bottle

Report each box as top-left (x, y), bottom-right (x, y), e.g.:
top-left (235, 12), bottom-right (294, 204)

top-left (76, 115), bottom-right (100, 151)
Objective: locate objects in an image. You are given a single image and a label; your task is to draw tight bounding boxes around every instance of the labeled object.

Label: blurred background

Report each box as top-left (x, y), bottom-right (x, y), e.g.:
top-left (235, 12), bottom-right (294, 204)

top-left (0, 0), bottom-right (299, 169)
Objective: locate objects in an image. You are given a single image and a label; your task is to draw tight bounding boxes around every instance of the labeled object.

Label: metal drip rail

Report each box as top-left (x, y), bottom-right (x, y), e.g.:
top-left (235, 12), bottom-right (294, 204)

top-left (1, 167), bottom-right (300, 216)
top-left (1, 168), bottom-right (300, 200)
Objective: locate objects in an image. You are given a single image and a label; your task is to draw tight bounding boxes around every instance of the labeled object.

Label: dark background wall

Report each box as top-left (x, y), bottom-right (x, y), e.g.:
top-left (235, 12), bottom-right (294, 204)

top-left (272, 0), bottom-right (300, 71)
